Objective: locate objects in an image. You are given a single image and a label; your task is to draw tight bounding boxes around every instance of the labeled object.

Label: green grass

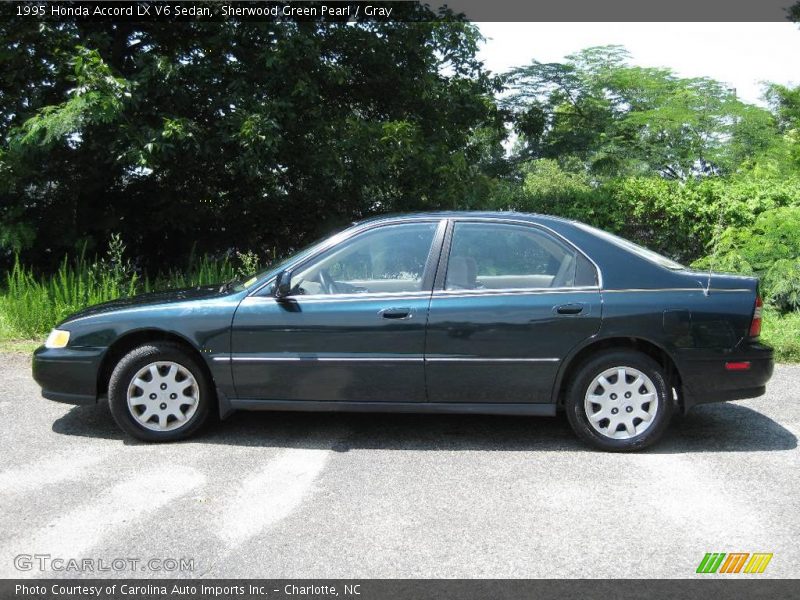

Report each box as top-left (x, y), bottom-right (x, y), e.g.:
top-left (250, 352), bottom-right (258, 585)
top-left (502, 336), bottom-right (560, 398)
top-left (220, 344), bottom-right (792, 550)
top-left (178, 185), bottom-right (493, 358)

top-left (3, 254), bottom-right (139, 339)
top-left (0, 296), bottom-right (41, 353)
top-left (0, 252), bottom-right (241, 353)
top-left (761, 308), bottom-right (800, 363)
top-left (0, 338), bottom-right (40, 354)
top-left (145, 254), bottom-right (237, 293)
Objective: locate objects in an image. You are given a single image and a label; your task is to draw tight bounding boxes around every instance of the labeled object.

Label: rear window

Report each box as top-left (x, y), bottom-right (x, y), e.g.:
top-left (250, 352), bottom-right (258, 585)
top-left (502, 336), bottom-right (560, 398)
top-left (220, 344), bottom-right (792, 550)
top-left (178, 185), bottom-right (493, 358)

top-left (575, 223), bottom-right (685, 271)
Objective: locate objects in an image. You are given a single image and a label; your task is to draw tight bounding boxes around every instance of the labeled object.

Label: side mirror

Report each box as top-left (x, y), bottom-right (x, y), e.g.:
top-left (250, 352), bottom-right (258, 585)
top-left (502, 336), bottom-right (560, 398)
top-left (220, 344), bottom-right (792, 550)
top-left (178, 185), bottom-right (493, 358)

top-left (274, 269), bottom-right (293, 299)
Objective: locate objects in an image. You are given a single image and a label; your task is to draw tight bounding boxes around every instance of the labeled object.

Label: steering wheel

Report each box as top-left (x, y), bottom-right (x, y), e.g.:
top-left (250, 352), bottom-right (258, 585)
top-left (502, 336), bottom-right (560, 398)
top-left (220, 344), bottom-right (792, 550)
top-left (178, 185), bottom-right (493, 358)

top-left (318, 269), bottom-right (337, 294)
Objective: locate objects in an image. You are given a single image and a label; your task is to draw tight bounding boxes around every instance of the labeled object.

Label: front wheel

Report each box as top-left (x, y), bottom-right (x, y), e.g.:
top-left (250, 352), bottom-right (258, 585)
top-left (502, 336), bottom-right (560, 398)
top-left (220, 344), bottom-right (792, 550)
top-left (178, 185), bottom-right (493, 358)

top-left (565, 350), bottom-right (673, 452)
top-left (108, 342), bottom-right (212, 442)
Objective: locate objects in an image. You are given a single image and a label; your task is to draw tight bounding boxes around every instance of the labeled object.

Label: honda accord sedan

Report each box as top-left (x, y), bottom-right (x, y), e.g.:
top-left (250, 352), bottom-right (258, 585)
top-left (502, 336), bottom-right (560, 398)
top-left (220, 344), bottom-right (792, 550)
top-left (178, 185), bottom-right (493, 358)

top-left (33, 212), bottom-right (773, 451)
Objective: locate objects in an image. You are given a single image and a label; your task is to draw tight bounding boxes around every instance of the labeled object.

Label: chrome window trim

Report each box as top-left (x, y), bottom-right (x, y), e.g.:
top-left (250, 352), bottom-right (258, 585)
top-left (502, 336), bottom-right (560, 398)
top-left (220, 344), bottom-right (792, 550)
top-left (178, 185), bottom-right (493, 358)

top-left (243, 286), bottom-right (753, 303)
top-left (442, 216), bottom-right (605, 291)
top-left (432, 286), bottom-right (600, 298)
top-left (602, 288), bottom-right (752, 294)
top-left (242, 286), bottom-right (751, 305)
top-left (240, 291), bottom-right (432, 304)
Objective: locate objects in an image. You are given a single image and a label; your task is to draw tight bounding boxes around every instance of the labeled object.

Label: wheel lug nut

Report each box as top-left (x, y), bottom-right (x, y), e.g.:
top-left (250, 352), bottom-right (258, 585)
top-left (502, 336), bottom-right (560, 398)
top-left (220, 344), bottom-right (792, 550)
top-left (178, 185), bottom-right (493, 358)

top-left (170, 393), bottom-right (177, 400)
top-left (149, 393), bottom-right (157, 400)
top-left (626, 406), bottom-right (633, 413)
top-left (611, 407), bottom-right (619, 414)
top-left (625, 392), bottom-right (631, 398)
top-left (610, 393), bottom-right (617, 400)
top-left (160, 403), bottom-right (167, 410)
top-left (160, 383), bottom-right (168, 390)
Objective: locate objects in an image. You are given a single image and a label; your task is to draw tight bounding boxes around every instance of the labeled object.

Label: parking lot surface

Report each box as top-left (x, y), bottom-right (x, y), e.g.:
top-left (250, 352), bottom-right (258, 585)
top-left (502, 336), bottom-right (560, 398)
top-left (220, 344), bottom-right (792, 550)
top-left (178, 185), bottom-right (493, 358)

top-left (1, 353), bottom-right (798, 578)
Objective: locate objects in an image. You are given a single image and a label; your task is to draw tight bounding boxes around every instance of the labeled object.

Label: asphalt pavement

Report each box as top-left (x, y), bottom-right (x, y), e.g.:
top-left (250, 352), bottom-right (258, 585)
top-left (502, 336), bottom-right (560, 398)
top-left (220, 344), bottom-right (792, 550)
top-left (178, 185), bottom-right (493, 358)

top-left (1, 352), bottom-right (798, 579)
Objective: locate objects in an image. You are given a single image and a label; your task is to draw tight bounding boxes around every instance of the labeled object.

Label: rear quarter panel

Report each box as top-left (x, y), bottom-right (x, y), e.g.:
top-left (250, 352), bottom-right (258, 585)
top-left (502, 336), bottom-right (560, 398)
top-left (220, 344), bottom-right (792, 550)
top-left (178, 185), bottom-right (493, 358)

top-left (599, 288), bottom-right (755, 355)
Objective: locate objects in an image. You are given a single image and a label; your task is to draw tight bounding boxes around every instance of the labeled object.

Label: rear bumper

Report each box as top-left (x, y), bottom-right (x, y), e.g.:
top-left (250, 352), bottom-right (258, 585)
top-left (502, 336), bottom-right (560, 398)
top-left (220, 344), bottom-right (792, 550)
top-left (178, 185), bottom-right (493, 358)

top-left (678, 342), bottom-right (774, 412)
top-left (32, 346), bottom-right (104, 405)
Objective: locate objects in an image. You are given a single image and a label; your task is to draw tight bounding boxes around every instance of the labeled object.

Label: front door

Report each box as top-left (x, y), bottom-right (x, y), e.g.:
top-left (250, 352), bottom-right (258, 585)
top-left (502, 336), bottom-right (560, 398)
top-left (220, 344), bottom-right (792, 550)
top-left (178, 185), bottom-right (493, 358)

top-left (425, 220), bottom-right (602, 403)
top-left (230, 220), bottom-right (444, 403)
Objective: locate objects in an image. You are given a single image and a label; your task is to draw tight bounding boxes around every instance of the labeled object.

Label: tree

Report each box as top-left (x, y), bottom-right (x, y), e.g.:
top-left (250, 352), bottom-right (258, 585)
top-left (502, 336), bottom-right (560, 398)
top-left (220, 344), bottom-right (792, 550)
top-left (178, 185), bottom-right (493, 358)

top-left (765, 85), bottom-right (800, 133)
top-left (504, 46), bottom-right (781, 179)
top-left (0, 13), bottom-right (505, 271)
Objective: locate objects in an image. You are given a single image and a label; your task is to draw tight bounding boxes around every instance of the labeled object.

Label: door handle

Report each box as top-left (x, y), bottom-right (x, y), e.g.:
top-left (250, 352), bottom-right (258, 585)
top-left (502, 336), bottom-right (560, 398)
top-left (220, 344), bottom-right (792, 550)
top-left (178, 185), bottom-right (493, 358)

top-left (555, 303), bottom-right (584, 315)
top-left (379, 307), bottom-right (413, 320)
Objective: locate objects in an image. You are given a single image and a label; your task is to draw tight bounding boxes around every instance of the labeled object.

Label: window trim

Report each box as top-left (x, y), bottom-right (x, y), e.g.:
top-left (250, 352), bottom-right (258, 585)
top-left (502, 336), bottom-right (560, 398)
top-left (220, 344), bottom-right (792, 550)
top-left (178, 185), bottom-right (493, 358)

top-left (435, 218), bottom-right (602, 293)
top-left (252, 219), bottom-right (447, 300)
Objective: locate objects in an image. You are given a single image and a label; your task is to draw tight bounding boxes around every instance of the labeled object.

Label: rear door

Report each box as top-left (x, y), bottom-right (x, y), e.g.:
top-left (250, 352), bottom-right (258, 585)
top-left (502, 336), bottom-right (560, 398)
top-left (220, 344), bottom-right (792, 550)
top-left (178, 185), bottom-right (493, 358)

top-left (425, 219), bottom-right (602, 403)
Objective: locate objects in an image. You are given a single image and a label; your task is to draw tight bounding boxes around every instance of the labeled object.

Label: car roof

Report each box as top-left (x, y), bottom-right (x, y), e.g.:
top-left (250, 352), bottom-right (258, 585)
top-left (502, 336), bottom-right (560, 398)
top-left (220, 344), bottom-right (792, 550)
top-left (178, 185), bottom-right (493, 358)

top-left (354, 210), bottom-right (577, 227)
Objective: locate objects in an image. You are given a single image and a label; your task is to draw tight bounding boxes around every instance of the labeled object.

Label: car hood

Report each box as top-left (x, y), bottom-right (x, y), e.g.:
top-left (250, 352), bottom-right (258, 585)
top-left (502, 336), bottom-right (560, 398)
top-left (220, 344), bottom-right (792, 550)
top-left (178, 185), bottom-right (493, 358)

top-left (60, 285), bottom-right (227, 325)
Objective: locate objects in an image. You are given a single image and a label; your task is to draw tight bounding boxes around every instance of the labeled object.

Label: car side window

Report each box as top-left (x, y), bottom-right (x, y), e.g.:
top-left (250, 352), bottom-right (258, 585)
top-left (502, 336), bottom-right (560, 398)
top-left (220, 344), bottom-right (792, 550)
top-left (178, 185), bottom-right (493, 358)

top-left (445, 222), bottom-right (592, 290)
top-left (290, 223), bottom-right (438, 295)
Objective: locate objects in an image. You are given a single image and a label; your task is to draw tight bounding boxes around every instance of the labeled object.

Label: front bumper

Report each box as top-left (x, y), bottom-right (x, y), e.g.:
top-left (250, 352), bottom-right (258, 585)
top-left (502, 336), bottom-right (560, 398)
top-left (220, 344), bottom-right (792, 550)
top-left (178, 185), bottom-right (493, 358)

top-left (678, 342), bottom-right (774, 413)
top-left (32, 346), bottom-right (105, 405)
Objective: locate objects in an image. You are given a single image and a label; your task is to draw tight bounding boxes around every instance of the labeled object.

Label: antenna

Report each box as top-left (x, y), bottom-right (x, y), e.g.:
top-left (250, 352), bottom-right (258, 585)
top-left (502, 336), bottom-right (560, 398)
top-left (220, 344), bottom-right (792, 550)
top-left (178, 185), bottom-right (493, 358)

top-left (705, 209), bottom-right (725, 296)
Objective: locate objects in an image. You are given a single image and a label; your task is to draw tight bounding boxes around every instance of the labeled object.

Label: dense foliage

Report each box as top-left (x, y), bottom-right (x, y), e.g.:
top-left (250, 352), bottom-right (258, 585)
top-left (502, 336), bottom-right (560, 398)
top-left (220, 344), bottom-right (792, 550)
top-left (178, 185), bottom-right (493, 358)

top-left (0, 15), bottom-right (505, 271)
top-left (690, 207), bottom-right (800, 311)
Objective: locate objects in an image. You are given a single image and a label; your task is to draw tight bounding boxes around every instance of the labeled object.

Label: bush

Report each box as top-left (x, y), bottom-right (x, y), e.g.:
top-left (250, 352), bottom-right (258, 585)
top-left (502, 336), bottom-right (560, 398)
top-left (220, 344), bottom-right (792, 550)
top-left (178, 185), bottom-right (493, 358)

top-left (692, 206), bottom-right (800, 312)
top-left (762, 259), bottom-right (800, 312)
top-left (496, 162), bottom-right (800, 265)
top-left (602, 174), bottom-right (800, 263)
top-left (234, 250), bottom-right (261, 279)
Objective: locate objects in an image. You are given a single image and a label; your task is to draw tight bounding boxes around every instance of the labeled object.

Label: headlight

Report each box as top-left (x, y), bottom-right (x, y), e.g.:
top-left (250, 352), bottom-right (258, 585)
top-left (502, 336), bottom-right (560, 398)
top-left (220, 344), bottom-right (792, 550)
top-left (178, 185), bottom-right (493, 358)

top-left (45, 329), bottom-right (70, 349)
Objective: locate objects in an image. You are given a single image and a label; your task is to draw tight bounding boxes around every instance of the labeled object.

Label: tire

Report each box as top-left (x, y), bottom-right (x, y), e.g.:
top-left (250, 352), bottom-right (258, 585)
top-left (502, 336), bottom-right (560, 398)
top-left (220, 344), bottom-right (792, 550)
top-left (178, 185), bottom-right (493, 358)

top-left (108, 342), bottom-right (212, 442)
top-left (565, 350), bottom-right (673, 452)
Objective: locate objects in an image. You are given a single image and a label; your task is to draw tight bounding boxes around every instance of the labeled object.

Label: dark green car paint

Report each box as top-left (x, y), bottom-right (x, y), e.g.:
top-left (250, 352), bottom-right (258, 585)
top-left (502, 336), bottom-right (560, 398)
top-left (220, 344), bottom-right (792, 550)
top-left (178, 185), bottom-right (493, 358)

top-left (32, 212), bottom-right (774, 417)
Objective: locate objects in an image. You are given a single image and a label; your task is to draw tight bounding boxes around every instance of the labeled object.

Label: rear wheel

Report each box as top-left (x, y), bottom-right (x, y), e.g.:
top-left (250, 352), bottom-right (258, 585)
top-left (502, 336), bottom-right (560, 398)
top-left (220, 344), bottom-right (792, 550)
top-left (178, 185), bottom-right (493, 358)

top-left (565, 350), bottom-right (673, 451)
top-left (108, 342), bottom-right (212, 442)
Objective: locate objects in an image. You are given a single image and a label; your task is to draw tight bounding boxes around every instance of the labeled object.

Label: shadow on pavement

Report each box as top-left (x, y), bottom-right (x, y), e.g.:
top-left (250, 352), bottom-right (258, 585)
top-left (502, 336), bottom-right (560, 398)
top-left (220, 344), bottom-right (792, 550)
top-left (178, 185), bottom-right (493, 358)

top-left (52, 399), bottom-right (797, 454)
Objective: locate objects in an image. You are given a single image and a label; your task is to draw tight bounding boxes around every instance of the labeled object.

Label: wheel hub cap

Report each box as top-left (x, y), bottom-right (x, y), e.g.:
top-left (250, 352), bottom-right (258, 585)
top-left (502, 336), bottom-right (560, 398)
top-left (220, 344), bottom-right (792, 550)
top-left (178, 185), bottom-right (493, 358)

top-left (584, 366), bottom-right (658, 440)
top-left (126, 361), bottom-right (199, 432)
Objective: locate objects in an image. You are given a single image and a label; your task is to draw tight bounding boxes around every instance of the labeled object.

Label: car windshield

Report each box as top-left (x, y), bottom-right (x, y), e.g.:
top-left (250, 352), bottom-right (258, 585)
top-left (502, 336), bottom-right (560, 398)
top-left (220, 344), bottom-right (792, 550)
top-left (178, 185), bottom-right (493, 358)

top-left (575, 222), bottom-right (686, 270)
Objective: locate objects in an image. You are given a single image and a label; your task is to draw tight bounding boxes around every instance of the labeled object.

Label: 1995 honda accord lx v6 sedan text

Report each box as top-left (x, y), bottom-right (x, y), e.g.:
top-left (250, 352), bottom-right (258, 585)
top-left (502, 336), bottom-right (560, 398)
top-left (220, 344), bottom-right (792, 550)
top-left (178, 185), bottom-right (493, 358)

top-left (32, 212), bottom-right (774, 451)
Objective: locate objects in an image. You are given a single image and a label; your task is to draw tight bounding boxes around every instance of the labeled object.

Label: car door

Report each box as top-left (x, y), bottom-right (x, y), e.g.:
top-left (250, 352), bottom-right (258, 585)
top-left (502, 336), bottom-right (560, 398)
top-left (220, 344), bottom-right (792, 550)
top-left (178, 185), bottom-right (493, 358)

top-left (230, 220), bottom-right (445, 403)
top-left (425, 219), bottom-right (602, 404)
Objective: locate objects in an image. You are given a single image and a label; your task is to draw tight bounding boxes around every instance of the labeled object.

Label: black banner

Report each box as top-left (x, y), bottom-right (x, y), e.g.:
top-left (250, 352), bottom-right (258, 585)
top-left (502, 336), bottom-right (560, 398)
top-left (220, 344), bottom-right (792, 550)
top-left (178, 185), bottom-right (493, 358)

top-left (2, 579), bottom-right (800, 600)
top-left (3, 0), bottom-right (799, 22)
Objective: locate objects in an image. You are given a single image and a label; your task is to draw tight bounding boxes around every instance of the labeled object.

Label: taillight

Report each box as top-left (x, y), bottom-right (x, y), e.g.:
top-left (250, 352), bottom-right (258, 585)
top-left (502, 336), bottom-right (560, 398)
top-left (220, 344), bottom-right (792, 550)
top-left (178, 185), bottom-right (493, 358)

top-left (749, 295), bottom-right (763, 338)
